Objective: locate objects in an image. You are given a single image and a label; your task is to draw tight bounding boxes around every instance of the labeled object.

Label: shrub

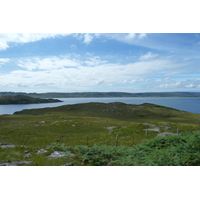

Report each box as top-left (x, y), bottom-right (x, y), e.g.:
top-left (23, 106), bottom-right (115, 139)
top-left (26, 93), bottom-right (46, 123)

top-left (46, 131), bottom-right (200, 166)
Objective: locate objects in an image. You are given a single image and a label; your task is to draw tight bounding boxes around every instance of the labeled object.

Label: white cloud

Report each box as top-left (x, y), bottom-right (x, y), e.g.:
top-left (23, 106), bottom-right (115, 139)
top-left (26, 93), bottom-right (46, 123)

top-left (18, 55), bottom-right (80, 71)
top-left (155, 79), bottom-right (200, 90)
top-left (0, 58), bottom-right (10, 67)
top-left (0, 41), bottom-right (9, 50)
top-left (125, 33), bottom-right (136, 42)
top-left (0, 33), bottom-right (72, 51)
top-left (155, 77), bottom-right (171, 82)
top-left (138, 33), bottom-right (147, 39)
top-left (140, 52), bottom-right (158, 60)
top-left (83, 34), bottom-right (94, 44)
top-left (106, 33), bottom-right (148, 44)
top-left (84, 56), bottom-right (107, 66)
top-left (73, 33), bottom-right (94, 45)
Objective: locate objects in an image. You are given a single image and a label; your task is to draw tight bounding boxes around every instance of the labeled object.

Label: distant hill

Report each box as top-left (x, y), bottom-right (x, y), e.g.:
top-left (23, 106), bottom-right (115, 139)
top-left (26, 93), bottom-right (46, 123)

top-left (0, 95), bottom-right (62, 104)
top-left (1, 91), bottom-right (200, 98)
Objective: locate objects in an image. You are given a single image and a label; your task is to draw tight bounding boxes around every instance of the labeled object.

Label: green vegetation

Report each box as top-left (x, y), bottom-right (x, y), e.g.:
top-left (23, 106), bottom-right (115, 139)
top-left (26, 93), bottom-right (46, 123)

top-left (53, 131), bottom-right (200, 166)
top-left (0, 95), bottom-right (62, 104)
top-left (0, 102), bottom-right (200, 165)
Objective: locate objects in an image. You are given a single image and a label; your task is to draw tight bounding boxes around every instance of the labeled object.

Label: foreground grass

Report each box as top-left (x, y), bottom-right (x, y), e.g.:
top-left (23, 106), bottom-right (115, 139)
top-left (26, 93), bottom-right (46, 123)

top-left (0, 102), bottom-right (200, 165)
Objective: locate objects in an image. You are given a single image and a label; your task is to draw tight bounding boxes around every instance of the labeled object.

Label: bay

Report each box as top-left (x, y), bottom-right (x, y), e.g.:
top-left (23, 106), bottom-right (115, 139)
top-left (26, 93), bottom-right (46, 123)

top-left (0, 97), bottom-right (200, 115)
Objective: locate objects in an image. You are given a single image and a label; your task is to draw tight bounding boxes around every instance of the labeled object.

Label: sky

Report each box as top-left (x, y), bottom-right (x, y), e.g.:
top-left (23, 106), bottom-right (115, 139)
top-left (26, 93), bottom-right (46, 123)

top-left (0, 33), bottom-right (200, 93)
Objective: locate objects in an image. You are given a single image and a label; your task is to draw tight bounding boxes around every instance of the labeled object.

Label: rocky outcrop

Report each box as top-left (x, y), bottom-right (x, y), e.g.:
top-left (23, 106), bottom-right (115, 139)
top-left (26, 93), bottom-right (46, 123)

top-left (157, 132), bottom-right (177, 136)
top-left (0, 161), bottom-right (32, 166)
top-left (49, 151), bottom-right (75, 158)
top-left (0, 142), bottom-right (15, 148)
top-left (37, 149), bottom-right (48, 154)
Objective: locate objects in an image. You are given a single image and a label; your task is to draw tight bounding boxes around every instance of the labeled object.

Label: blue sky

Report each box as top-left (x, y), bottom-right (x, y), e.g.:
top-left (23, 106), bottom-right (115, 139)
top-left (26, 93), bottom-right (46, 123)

top-left (0, 33), bottom-right (200, 93)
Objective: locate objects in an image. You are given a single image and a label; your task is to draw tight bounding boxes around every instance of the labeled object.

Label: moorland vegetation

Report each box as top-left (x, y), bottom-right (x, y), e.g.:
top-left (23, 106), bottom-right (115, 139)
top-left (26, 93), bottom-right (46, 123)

top-left (0, 102), bottom-right (200, 166)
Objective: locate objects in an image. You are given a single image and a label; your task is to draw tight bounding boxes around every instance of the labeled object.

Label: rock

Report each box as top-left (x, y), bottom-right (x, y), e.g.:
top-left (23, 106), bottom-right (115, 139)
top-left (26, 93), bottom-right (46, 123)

top-left (37, 149), bottom-right (48, 154)
top-left (62, 163), bottom-right (74, 166)
top-left (49, 151), bottom-right (75, 158)
top-left (38, 121), bottom-right (45, 124)
top-left (25, 153), bottom-right (32, 158)
top-left (105, 126), bottom-right (116, 130)
top-left (0, 142), bottom-right (15, 148)
top-left (165, 126), bottom-right (171, 130)
top-left (0, 161), bottom-right (33, 166)
top-left (157, 132), bottom-right (176, 136)
top-left (144, 128), bottom-right (160, 132)
top-left (142, 123), bottom-right (155, 127)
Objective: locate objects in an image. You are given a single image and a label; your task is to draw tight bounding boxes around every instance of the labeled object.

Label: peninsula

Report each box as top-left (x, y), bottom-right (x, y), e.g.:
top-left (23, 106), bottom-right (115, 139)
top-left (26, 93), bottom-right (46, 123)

top-left (0, 95), bottom-right (62, 104)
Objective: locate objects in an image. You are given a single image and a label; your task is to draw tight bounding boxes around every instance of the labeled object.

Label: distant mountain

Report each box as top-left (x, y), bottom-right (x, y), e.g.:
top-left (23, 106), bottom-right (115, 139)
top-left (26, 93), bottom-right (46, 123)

top-left (0, 95), bottom-right (62, 104)
top-left (1, 91), bottom-right (200, 98)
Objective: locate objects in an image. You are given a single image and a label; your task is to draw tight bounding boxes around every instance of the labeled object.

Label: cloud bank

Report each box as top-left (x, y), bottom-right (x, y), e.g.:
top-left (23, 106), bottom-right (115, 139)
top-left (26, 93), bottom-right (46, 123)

top-left (0, 53), bottom-right (192, 92)
top-left (0, 33), bottom-right (72, 51)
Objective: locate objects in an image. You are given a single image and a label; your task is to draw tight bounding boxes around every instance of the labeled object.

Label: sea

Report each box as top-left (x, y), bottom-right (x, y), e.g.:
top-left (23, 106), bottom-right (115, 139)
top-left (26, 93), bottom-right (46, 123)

top-left (0, 97), bottom-right (200, 115)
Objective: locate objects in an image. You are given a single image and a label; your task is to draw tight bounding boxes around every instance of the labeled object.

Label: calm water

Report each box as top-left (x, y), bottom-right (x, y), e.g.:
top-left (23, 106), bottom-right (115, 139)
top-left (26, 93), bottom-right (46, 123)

top-left (0, 97), bottom-right (200, 115)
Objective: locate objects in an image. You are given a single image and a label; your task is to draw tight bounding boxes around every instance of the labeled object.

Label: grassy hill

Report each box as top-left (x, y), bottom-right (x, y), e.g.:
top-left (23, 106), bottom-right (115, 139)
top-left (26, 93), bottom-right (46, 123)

top-left (1, 102), bottom-right (200, 166)
top-left (14, 102), bottom-right (199, 124)
top-left (0, 95), bottom-right (62, 104)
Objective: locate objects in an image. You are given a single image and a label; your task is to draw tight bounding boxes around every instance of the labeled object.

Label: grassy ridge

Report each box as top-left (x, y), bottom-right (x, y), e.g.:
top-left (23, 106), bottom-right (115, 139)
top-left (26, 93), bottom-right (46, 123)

top-left (14, 102), bottom-right (196, 119)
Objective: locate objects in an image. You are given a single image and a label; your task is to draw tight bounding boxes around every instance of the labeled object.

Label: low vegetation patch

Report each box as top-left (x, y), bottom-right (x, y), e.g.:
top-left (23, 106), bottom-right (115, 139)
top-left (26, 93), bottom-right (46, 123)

top-left (46, 131), bottom-right (200, 166)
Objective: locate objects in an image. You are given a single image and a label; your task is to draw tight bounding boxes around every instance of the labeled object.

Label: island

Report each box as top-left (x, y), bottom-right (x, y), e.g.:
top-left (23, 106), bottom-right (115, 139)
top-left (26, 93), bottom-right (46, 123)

top-left (0, 95), bottom-right (62, 104)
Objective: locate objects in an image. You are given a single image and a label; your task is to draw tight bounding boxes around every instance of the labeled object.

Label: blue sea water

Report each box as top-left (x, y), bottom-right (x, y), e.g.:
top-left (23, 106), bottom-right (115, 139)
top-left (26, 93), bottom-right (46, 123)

top-left (0, 97), bottom-right (200, 115)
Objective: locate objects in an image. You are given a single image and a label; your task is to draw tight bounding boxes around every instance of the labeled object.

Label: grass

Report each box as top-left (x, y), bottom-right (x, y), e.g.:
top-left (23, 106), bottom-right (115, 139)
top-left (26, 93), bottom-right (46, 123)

top-left (0, 102), bottom-right (200, 165)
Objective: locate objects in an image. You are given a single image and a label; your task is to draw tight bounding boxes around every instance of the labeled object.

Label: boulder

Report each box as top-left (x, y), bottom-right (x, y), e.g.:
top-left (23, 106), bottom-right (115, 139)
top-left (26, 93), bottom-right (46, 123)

top-left (25, 153), bottom-right (32, 158)
top-left (62, 163), bottom-right (74, 166)
top-left (49, 151), bottom-right (75, 158)
top-left (37, 149), bottom-right (48, 154)
top-left (38, 121), bottom-right (45, 124)
top-left (157, 132), bottom-right (176, 136)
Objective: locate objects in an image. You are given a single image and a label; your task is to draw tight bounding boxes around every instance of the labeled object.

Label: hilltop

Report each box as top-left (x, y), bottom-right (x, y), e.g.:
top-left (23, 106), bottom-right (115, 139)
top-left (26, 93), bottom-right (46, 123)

top-left (0, 95), bottom-right (62, 104)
